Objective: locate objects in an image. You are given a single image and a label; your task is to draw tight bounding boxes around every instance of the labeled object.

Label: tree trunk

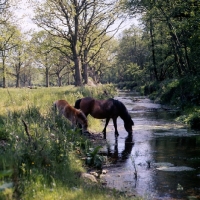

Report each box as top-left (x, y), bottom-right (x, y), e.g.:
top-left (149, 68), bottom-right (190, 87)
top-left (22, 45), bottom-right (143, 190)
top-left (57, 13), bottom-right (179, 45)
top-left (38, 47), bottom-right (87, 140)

top-left (159, 7), bottom-right (186, 76)
top-left (2, 57), bottom-right (6, 88)
top-left (16, 73), bottom-right (20, 88)
top-left (58, 76), bottom-right (62, 87)
top-left (73, 48), bottom-right (82, 86)
top-left (170, 31), bottom-right (185, 76)
top-left (83, 50), bottom-right (89, 84)
top-left (149, 19), bottom-right (158, 81)
top-left (46, 68), bottom-right (49, 87)
top-left (183, 42), bottom-right (191, 73)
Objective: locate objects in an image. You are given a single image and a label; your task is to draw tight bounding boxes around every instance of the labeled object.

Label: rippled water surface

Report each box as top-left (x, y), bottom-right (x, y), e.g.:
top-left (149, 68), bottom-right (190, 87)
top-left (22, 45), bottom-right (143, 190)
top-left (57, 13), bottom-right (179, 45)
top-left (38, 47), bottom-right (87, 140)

top-left (101, 91), bottom-right (200, 200)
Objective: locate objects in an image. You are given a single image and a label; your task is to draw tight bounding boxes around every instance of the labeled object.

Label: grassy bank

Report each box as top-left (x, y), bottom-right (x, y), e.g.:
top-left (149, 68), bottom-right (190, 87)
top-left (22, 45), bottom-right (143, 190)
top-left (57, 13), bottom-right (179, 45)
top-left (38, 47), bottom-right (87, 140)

top-left (0, 85), bottom-right (140, 200)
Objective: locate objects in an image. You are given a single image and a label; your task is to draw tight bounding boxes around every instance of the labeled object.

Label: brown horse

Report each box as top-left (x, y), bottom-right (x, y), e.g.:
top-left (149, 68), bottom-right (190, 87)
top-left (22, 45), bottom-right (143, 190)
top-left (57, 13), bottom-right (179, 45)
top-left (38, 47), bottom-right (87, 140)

top-left (74, 97), bottom-right (134, 139)
top-left (54, 100), bottom-right (88, 133)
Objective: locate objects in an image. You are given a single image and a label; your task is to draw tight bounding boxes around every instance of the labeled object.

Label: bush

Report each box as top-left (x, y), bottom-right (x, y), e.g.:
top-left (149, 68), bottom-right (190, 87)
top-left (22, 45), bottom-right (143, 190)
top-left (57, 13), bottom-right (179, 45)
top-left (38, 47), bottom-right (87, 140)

top-left (144, 82), bottom-right (160, 96)
top-left (0, 116), bottom-right (9, 140)
top-left (190, 115), bottom-right (200, 129)
top-left (117, 81), bottom-right (137, 90)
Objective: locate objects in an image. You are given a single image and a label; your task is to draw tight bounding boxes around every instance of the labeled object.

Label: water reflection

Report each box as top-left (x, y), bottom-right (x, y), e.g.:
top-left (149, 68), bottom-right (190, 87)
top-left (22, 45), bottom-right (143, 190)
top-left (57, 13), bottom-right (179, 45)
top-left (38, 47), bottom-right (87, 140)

top-left (121, 135), bottom-right (134, 160)
top-left (107, 135), bottom-right (134, 163)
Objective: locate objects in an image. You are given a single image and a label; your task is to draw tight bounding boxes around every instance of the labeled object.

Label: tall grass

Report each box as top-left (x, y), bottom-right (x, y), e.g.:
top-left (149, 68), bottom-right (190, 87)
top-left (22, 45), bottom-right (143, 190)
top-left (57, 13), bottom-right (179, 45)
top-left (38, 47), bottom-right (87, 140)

top-left (0, 85), bottom-right (139, 200)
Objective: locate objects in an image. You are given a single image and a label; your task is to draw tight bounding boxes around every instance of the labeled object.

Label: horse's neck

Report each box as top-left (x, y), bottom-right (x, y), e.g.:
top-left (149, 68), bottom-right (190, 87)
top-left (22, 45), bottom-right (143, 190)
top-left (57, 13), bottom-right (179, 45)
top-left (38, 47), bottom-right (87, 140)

top-left (113, 99), bottom-right (128, 121)
top-left (119, 110), bottom-right (129, 121)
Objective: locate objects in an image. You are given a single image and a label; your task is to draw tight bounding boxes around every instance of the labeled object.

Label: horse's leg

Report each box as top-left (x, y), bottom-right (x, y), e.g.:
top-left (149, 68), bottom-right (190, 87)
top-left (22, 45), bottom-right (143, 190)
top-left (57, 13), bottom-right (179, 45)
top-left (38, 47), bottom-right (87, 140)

top-left (77, 113), bottom-right (88, 134)
top-left (102, 118), bottom-right (110, 139)
top-left (113, 118), bottom-right (119, 137)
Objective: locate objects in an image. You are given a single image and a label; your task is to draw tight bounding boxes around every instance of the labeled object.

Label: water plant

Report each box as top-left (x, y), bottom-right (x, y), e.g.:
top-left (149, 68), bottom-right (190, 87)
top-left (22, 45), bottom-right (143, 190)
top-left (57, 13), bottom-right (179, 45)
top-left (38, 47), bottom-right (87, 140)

top-left (86, 146), bottom-right (107, 169)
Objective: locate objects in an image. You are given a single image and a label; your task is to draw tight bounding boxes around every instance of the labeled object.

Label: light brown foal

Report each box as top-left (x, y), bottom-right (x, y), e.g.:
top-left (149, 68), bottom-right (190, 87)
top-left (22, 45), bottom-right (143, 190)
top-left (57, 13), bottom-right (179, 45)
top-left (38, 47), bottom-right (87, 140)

top-left (54, 100), bottom-right (88, 133)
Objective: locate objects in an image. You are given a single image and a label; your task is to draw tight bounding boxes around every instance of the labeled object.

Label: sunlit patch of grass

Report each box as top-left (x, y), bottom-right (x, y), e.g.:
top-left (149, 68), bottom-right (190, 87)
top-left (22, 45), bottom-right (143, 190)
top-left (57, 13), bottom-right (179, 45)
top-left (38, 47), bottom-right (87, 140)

top-left (23, 180), bottom-right (132, 200)
top-left (88, 115), bottom-right (103, 133)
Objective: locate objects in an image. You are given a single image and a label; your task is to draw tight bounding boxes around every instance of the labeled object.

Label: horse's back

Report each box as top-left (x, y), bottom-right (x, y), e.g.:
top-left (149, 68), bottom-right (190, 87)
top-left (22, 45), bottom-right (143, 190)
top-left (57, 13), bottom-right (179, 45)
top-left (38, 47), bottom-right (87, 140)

top-left (77, 97), bottom-right (118, 119)
top-left (75, 97), bottom-right (94, 115)
top-left (54, 99), bottom-right (69, 108)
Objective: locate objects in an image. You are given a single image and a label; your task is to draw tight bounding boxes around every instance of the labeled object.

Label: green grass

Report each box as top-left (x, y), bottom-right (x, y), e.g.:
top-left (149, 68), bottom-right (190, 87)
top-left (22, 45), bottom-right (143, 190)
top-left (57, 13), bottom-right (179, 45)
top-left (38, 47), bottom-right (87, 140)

top-left (0, 85), bottom-right (140, 200)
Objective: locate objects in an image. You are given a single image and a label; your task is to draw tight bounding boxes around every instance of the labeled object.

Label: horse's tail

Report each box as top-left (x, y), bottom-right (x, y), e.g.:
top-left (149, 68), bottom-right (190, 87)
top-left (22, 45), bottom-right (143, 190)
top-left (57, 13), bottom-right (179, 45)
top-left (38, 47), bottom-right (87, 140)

top-left (74, 98), bottom-right (82, 109)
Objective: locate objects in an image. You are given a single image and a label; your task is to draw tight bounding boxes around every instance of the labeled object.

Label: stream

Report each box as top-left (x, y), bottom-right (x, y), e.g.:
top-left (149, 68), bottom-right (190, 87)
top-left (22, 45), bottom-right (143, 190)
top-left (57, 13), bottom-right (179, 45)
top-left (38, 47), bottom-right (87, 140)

top-left (101, 91), bottom-right (200, 200)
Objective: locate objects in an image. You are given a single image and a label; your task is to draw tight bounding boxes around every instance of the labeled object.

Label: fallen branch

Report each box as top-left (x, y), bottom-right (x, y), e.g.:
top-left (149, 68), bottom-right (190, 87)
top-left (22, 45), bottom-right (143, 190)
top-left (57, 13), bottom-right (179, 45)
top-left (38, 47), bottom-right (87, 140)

top-left (22, 119), bottom-right (37, 150)
top-left (22, 119), bottom-right (32, 144)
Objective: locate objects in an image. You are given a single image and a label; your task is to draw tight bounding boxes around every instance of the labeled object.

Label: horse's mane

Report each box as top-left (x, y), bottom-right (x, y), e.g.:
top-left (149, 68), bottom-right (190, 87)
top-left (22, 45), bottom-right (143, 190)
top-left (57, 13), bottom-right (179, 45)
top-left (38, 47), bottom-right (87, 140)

top-left (74, 98), bottom-right (82, 109)
top-left (112, 99), bottom-right (130, 120)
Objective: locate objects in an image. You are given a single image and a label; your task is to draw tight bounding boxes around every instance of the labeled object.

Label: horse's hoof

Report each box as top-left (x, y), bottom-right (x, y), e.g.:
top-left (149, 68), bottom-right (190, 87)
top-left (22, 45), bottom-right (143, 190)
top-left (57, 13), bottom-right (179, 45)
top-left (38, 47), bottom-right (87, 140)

top-left (83, 131), bottom-right (90, 136)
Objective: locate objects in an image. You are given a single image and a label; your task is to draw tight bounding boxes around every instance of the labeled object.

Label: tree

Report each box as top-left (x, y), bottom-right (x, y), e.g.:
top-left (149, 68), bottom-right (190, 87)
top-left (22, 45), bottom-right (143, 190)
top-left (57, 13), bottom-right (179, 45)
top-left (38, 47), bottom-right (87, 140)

top-left (0, 23), bottom-right (19, 88)
top-left (114, 26), bottom-right (147, 85)
top-left (30, 31), bottom-right (57, 87)
top-left (87, 37), bottom-right (118, 84)
top-left (51, 54), bottom-right (73, 87)
top-left (0, 0), bottom-right (9, 24)
top-left (31, 0), bottom-right (125, 86)
top-left (8, 34), bottom-right (30, 87)
top-left (123, 0), bottom-right (200, 81)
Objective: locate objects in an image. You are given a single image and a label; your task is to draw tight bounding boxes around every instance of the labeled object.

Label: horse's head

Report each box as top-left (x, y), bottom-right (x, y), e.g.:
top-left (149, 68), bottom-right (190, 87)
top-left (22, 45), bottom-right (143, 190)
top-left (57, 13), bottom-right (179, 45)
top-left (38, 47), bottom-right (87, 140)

top-left (124, 117), bottom-right (134, 135)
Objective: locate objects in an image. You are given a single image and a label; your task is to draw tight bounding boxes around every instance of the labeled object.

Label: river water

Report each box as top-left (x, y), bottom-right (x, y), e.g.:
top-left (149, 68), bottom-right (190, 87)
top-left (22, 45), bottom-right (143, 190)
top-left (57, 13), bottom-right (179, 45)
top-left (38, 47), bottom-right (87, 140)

top-left (101, 91), bottom-right (200, 200)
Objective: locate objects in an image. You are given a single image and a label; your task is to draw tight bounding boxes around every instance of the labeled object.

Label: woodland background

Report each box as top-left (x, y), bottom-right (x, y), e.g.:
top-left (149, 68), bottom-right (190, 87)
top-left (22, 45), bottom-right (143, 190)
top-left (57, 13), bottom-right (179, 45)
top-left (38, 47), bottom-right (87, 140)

top-left (0, 0), bottom-right (200, 124)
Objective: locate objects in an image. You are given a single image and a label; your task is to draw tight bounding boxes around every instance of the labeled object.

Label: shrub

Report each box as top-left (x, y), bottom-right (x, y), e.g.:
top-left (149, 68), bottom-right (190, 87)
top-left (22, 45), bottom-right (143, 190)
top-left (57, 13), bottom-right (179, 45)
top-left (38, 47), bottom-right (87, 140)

top-left (188, 111), bottom-right (200, 130)
top-left (117, 81), bottom-right (137, 90)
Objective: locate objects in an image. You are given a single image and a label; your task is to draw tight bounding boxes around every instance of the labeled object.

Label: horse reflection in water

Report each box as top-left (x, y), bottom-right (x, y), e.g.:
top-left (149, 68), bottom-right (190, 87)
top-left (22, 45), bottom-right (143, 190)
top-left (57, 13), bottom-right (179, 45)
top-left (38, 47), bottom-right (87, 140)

top-left (107, 135), bottom-right (134, 163)
top-left (75, 97), bottom-right (134, 139)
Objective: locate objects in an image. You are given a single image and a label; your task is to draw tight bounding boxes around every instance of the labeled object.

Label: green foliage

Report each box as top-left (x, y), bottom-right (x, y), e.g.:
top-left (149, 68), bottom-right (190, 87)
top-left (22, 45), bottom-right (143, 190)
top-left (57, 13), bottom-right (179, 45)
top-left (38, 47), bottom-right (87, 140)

top-left (0, 116), bottom-right (8, 140)
top-left (126, 0), bottom-right (200, 77)
top-left (158, 77), bottom-right (200, 107)
top-left (143, 81), bottom-right (160, 97)
top-left (117, 81), bottom-right (138, 90)
top-left (177, 108), bottom-right (200, 130)
top-left (112, 26), bottom-right (147, 88)
top-left (85, 146), bottom-right (106, 169)
top-left (189, 112), bottom-right (200, 130)
top-left (144, 76), bottom-right (200, 108)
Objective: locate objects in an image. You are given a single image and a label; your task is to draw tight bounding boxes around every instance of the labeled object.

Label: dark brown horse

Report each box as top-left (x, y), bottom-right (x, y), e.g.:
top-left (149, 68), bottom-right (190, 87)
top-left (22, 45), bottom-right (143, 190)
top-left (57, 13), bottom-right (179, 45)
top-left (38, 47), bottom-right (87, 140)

top-left (74, 97), bottom-right (134, 139)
